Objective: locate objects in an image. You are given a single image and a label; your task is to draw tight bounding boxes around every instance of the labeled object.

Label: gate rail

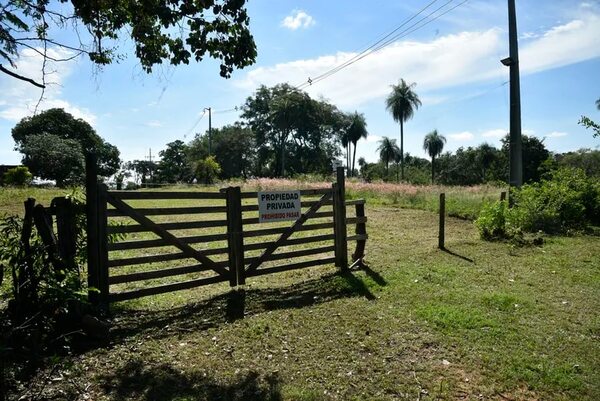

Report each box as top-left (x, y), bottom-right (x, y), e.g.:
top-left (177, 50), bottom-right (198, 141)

top-left (86, 154), bottom-right (367, 307)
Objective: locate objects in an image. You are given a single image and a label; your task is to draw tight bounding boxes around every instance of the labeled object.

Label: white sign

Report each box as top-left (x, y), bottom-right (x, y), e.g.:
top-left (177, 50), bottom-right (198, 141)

top-left (258, 190), bottom-right (301, 223)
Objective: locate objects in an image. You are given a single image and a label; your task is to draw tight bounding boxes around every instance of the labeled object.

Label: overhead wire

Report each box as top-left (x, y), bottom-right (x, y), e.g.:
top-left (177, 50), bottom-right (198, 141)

top-left (297, 0), bottom-right (469, 90)
top-left (294, 0), bottom-right (441, 89)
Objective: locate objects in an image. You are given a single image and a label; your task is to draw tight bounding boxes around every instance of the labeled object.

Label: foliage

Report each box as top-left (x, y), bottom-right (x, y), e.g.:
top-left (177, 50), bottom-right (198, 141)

top-left (578, 97), bottom-right (600, 138)
top-left (376, 137), bottom-right (400, 177)
top-left (423, 129), bottom-right (446, 184)
top-left (126, 160), bottom-right (158, 186)
top-left (475, 200), bottom-right (511, 240)
top-left (345, 111), bottom-right (369, 177)
top-left (21, 133), bottom-right (85, 187)
top-left (0, 1), bottom-right (256, 83)
top-left (475, 168), bottom-right (600, 240)
top-left (557, 149), bottom-right (600, 177)
top-left (156, 140), bottom-right (191, 183)
top-left (501, 134), bottom-right (550, 183)
top-left (187, 124), bottom-right (256, 179)
top-left (241, 84), bottom-right (344, 177)
top-left (194, 156), bottom-right (222, 184)
top-left (385, 78), bottom-right (421, 180)
top-left (2, 166), bottom-right (32, 187)
top-left (11, 109), bottom-right (120, 182)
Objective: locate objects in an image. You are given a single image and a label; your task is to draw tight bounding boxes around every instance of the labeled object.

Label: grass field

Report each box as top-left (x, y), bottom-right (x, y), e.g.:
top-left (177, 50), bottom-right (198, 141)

top-left (2, 183), bottom-right (599, 400)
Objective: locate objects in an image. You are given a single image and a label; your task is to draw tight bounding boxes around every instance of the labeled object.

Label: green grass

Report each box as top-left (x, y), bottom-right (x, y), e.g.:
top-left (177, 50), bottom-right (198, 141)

top-left (2, 184), bottom-right (599, 400)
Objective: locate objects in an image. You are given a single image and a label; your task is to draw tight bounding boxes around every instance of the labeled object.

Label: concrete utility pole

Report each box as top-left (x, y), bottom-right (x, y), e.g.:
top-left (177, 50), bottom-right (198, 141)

top-left (501, 0), bottom-right (523, 188)
top-left (204, 107), bottom-right (212, 156)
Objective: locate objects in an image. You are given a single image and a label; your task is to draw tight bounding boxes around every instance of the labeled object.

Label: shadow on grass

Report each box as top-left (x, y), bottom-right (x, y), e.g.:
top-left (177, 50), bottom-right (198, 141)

top-left (99, 359), bottom-right (282, 401)
top-left (109, 270), bottom-right (376, 342)
top-left (441, 247), bottom-right (475, 264)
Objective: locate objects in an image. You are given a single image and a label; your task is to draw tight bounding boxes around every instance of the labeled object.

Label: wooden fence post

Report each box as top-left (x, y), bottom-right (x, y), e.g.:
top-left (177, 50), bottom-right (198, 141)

top-left (85, 152), bottom-right (100, 305)
top-left (226, 186), bottom-right (244, 286)
top-left (97, 184), bottom-right (109, 309)
top-left (500, 191), bottom-right (507, 202)
top-left (352, 202), bottom-right (367, 263)
top-left (438, 193), bottom-right (445, 249)
top-left (54, 197), bottom-right (77, 275)
top-left (333, 167), bottom-right (348, 271)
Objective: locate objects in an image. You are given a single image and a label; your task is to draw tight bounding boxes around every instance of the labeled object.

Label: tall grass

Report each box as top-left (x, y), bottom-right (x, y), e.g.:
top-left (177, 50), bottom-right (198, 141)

top-left (240, 177), bottom-right (506, 220)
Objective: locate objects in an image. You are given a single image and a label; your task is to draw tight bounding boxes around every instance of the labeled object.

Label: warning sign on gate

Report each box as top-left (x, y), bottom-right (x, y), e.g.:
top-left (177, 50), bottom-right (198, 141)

top-left (258, 190), bottom-right (302, 223)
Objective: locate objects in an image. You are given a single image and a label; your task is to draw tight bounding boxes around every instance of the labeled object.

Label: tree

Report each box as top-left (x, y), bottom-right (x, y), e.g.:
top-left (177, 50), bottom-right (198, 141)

top-left (346, 111), bottom-right (369, 177)
top-left (579, 98), bottom-right (600, 138)
top-left (423, 130), bottom-right (446, 184)
top-left (501, 134), bottom-right (549, 183)
top-left (477, 143), bottom-right (500, 182)
top-left (157, 140), bottom-right (190, 183)
top-left (377, 137), bottom-right (400, 177)
top-left (21, 134), bottom-right (84, 187)
top-left (11, 108), bottom-right (120, 179)
top-left (241, 84), bottom-right (343, 177)
top-left (385, 79), bottom-right (421, 181)
top-left (194, 156), bottom-right (222, 185)
top-left (187, 124), bottom-right (255, 179)
top-left (126, 160), bottom-right (158, 186)
top-left (1, 1), bottom-right (257, 87)
top-left (2, 167), bottom-right (32, 187)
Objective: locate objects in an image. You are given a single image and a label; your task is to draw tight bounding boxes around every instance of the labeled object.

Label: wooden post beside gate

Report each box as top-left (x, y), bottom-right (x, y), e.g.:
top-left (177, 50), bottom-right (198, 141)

top-left (333, 167), bottom-right (348, 271)
top-left (226, 186), bottom-right (245, 286)
top-left (85, 153), bottom-right (100, 306)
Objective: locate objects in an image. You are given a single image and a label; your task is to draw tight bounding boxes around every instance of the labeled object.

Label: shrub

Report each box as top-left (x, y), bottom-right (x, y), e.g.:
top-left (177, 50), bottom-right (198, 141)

top-left (194, 156), bottom-right (222, 184)
top-left (475, 200), bottom-right (509, 240)
top-left (2, 166), bottom-right (32, 186)
top-left (475, 168), bottom-right (600, 240)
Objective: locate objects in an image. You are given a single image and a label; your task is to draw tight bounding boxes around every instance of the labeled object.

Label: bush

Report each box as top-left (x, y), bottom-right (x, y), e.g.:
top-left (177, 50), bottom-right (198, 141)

top-left (2, 166), bottom-right (32, 186)
top-left (475, 200), bottom-right (509, 240)
top-left (194, 156), bottom-right (222, 184)
top-left (475, 168), bottom-right (600, 240)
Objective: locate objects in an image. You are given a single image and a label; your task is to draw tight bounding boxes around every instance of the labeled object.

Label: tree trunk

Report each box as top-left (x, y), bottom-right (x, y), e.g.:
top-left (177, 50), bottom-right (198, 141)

top-left (352, 141), bottom-right (358, 177)
top-left (400, 120), bottom-right (404, 181)
top-left (431, 156), bottom-right (435, 184)
top-left (347, 143), bottom-right (351, 178)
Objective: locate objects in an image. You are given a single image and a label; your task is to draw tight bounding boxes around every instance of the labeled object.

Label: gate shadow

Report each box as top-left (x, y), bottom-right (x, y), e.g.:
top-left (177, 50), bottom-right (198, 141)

top-left (110, 270), bottom-right (377, 343)
top-left (99, 359), bottom-right (282, 401)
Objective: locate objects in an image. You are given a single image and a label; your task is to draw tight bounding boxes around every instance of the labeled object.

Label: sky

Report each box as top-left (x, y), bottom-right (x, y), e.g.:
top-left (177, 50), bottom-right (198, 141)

top-left (1, 0), bottom-right (600, 166)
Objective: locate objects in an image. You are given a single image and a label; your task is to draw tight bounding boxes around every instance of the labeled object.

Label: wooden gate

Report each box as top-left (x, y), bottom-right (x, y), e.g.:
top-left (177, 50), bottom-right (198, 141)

top-left (86, 157), bottom-right (367, 306)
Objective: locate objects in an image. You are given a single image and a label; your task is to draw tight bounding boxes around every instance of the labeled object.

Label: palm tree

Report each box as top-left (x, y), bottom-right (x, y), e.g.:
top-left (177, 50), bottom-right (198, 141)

top-left (386, 79), bottom-right (422, 181)
top-left (423, 129), bottom-right (446, 184)
top-left (339, 130), bottom-right (351, 177)
top-left (377, 136), bottom-right (400, 178)
top-left (346, 111), bottom-right (368, 177)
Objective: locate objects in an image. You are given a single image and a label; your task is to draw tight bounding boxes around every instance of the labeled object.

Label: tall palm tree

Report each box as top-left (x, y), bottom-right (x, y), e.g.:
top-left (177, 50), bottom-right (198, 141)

top-left (339, 130), bottom-right (351, 177)
top-left (385, 79), bottom-right (421, 181)
top-left (423, 129), bottom-right (446, 184)
top-left (377, 136), bottom-right (400, 178)
top-left (346, 111), bottom-right (368, 177)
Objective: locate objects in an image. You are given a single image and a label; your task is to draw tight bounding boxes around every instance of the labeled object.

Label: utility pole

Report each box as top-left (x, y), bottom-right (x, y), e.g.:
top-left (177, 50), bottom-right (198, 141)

top-left (501, 0), bottom-right (523, 188)
top-left (204, 107), bottom-right (212, 156)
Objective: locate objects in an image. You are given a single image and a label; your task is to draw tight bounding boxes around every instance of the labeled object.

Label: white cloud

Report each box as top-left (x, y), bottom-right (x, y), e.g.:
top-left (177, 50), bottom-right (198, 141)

top-left (0, 47), bottom-right (96, 125)
top-left (281, 10), bottom-right (315, 30)
top-left (146, 120), bottom-right (162, 128)
top-left (449, 131), bottom-right (475, 141)
top-left (481, 129), bottom-right (506, 138)
top-left (546, 131), bottom-right (568, 138)
top-left (365, 134), bottom-right (383, 143)
top-left (237, 12), bottom-right (600, 108)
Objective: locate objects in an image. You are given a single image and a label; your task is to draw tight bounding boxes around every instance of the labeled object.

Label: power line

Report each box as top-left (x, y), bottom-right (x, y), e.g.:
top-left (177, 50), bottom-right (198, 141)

top-left (296, 0), bottom-right (442, 90)
top-left (297, 0), bottom-right (469, 90)
top-left (184, 109), bottom-right (206, 138)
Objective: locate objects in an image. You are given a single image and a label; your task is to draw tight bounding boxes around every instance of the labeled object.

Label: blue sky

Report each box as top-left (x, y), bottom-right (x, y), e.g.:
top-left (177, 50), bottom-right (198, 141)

top-left (1, 0), bottom-right (599, 166)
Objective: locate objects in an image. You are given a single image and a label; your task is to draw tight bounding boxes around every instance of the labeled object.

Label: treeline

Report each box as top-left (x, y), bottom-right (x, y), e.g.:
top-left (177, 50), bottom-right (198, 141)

top-left (6, 87), bottom-right (599, 189)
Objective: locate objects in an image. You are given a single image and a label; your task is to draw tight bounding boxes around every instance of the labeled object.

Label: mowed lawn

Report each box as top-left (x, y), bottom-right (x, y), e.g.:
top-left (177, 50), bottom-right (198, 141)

top-left (3, 187), bottom-right (600, 401)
